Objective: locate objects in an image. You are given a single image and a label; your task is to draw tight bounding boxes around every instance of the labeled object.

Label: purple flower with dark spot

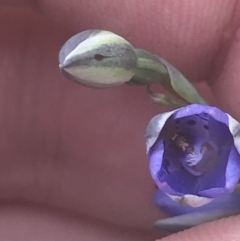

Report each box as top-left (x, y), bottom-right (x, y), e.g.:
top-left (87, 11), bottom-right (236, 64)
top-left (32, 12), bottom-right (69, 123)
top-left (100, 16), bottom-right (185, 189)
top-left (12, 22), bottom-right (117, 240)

top-left (145, 104), bottom-right (240, 232)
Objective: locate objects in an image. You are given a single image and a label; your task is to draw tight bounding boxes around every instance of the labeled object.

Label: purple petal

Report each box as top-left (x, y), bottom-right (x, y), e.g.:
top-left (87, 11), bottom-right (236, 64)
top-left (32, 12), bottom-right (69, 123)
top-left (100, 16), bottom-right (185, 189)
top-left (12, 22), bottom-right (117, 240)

top-left (154, 189), bottom-right (240, 216)
top-left (148, 140), bottom-right (164, 183)
top-left (149, 140), bottom-right (198, 195)
top-left (159, 168), bottom-right (198, 195)
top-left (153, 189), bottom-right (195, 216)
top-left (225, 147), bottom-right (240, 191)
top-left (154, 209), bottom-right (240, 233)
top-left (198, 146), bottom-right (240, 197)
top-left (173, 104), bottom-right (229, 126)
top-left (145, 110), bottom-right (176, 153)
top-left (208, 115), bottom-right (233, 147)
top-left (197, 146), bottom-right (230, 196)
top-left (173, 112), bottom-right (233, 146)
top-left (149, 140), bottom-right (181, 195)
top-left (172, 113), bottom-right (210, 138)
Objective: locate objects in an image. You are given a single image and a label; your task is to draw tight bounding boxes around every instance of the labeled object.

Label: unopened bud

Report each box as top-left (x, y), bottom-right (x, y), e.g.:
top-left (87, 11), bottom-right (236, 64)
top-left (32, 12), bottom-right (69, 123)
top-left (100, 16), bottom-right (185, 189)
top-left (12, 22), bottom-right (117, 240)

top-left (59, 30), bottom-right (137, 88)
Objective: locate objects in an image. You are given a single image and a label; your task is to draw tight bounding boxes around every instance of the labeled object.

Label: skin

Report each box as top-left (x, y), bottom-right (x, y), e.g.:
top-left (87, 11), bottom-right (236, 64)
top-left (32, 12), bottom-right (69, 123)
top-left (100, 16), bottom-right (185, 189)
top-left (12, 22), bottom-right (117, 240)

top-left (1, 0), bottom-right (240, 240)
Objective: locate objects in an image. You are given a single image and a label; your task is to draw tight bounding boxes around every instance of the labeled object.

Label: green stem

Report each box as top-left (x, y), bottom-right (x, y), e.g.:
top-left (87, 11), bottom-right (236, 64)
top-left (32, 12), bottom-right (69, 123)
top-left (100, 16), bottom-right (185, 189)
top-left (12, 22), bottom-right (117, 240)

top-left (130, 49), bottom-right (208, 105)
top-left (136, 57), bottom-right (168, 77)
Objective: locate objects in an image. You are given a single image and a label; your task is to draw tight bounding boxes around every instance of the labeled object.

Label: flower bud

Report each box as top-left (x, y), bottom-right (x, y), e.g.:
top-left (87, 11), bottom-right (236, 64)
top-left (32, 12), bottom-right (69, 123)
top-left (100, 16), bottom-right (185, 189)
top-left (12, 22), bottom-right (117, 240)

top-left (59, 30), bottom-right (137, 88)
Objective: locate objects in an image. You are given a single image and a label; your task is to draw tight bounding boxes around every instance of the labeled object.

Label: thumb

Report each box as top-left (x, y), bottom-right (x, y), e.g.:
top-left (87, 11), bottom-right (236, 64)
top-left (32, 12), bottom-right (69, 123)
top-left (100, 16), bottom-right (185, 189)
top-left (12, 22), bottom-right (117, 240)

top-left (159, 215), bottom-right (240, 241)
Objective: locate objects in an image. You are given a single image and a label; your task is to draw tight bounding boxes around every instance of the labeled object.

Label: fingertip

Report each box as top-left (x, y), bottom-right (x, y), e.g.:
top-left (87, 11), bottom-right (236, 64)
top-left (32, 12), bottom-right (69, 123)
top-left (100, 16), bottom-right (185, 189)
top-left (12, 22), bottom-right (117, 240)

top-left (157, 214), bottom-right (240, 241)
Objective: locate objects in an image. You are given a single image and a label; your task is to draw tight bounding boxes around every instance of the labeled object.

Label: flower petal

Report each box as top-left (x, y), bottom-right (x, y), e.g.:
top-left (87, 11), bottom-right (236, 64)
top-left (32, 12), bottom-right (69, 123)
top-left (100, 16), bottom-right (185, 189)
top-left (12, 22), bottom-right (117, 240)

top-left (225, 146), bottom-right (240, 190)
top-left (149, 140), bottom-right (199, 195)
top-left (158, 168), bottom-right (198, 195)
top-left (167, 194), bottom-right (213, 207)
top-left (171, 113), bottom-right (210, 138)
top-left (153, 189), bottom-right (193, 216)
top-left (173, 104), bottom-right (229, 126)
top-left (227, 113), bottom-right (240, 154)
top-left (207, 114), bottom-right (233, 146)
top-left (198, 146), bottom-right (240, 197)
top-left (154, 189), bottom-right (240, 216)
top-left (148, 140), bottom-right (164, 184)
top-left (154, 209), bottom-right (240, 233)
top-left (145, 110), bottom-right (176, 153)
top-left (173, 112), bottom-right (233, 146)
top-left (148, 140), bottom-right (182, 195)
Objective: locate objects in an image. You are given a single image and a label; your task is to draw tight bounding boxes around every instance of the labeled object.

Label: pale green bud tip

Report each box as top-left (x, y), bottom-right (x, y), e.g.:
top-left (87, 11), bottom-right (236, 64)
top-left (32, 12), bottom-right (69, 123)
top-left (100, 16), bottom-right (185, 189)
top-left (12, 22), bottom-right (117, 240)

top-left (59, 30), bottom-right (137, 88)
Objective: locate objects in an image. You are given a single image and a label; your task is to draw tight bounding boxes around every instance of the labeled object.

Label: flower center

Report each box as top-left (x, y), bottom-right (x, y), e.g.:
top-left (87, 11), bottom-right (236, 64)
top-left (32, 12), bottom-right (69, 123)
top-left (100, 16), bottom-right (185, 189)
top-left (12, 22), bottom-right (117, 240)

top-left (171, 132), bottom-right (219, 176)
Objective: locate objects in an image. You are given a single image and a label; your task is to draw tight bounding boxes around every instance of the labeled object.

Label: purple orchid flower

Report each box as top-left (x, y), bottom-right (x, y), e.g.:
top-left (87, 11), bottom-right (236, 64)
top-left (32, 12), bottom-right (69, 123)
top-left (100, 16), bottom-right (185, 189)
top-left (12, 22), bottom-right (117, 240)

top-left (145, 104), bottom-right (240, 232)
